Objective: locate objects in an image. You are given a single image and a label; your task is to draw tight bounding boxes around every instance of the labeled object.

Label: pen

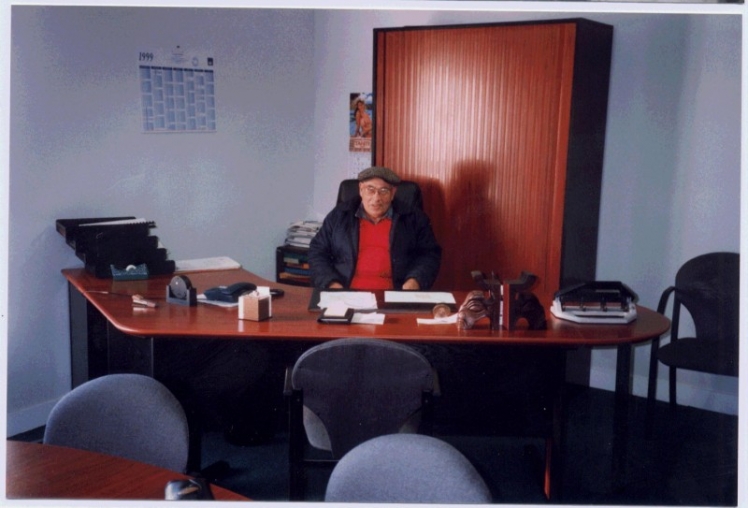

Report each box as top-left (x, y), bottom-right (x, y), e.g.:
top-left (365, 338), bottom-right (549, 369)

top-left (132, 294), bottom-right (158, 308)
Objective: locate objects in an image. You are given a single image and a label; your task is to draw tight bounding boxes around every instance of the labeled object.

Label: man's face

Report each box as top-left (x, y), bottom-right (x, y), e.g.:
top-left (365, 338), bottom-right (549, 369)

top-left (359, 177), bottom-right (397, 220)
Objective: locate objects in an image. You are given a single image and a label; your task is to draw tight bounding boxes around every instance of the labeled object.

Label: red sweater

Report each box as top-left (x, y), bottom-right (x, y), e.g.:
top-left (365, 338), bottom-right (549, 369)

top-left (350, 218), bottom-right (393, 289)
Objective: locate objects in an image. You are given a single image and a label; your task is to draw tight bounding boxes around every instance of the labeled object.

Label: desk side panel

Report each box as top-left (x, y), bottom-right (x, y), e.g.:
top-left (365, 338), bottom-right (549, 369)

top-left (68, 283), bottom-right (109, 387)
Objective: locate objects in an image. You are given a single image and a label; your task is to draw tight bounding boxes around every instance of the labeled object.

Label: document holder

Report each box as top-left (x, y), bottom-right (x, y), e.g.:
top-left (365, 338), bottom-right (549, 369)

top-left (317, 306), bottom-right (354, 324)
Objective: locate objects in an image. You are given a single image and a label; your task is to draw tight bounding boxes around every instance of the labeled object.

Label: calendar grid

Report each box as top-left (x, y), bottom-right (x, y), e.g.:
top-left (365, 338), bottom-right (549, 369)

top-left (140, 65), bottom-right (216, 132)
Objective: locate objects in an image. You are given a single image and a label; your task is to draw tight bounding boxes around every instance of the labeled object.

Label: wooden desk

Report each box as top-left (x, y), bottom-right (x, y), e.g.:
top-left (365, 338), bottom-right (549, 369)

top-left (63, 267), bottom-right (667, 346)
top-left (62, 267), bottom-right (669, 499)
top-left (6, 440), bottom-right (247, 500)
top-left (63, 266), bottom-right (668, 401)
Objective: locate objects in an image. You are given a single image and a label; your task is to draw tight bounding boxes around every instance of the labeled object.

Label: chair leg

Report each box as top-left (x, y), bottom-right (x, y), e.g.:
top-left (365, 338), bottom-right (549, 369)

top-left (646, 344), bottom-right (659, 436)
top-left (288, 389), bottom-right (306, 501)
top-left (543, 383), bottom-right (565, 501)
top-left (421, 391), bottom-right (434, 436)
top-left (647, 338), bottom-right (660, 402)
top-left (543, 437), bottom-right (553, 500)
top-left (668, 366), bottom-right (677, 406)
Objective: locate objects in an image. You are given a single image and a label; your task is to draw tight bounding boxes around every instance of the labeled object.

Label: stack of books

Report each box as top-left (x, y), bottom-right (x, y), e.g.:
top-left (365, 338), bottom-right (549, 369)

top-left (277, 246), bottom-right (311, 285)
top-left (285, 220), bottom-right (322, 248)
top-left (56, 216), bottom-right (176, 278)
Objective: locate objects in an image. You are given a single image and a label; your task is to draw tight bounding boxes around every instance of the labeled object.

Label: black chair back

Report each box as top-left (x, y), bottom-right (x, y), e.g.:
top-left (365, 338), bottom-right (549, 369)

top-left (675, 252), bottom-right (740, 349)
top-left (285, 337), bottom-right (438, 500)
top-left (648, 251), bottom-right (740, 407)
top-left (669, 251), bottom-right (740, 376)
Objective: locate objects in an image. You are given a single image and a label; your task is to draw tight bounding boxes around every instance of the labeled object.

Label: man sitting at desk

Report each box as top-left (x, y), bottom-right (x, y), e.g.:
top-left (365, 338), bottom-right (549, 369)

top-left (309, 166), bottom-right (441, 290)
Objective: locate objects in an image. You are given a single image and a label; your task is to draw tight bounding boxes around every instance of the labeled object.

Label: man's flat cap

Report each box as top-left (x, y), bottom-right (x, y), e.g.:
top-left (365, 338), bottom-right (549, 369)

top-left (357, 166), bottom-right (401, 186)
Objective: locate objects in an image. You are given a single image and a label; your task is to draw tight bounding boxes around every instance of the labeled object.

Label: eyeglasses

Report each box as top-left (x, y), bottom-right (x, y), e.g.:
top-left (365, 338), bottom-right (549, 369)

top-left (364, 185), bottom-right (392, 197)
top-left (362, 185), bottom-right (393, 197)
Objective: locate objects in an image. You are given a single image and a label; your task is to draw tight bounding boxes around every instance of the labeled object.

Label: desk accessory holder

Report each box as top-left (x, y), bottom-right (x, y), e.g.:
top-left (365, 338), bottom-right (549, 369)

top-left (502, 272), bottom-right (547, 330)
top-left (317, 306), bottom-right (354, 324)
top-left (457, 290), bottom-right (496, 330)
top-left (56, 217), bottom-right (176, 279)
top-left (166, 275), bottom-right (197, 306)
top-left (238, 291), bottom-right (271, 321)
top-left (457, 271), bottom-right (502, 330)
top-left (111, 263), bottom-right (149, 281)
top-left (459, 270), bottom-right (546, 330)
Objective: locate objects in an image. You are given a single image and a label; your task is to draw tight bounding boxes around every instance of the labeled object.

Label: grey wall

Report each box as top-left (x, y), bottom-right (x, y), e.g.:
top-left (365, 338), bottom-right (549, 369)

top-left (6, 6), bottom-right (741, 436)
top-left (8, 6), bottom-right (317, 435)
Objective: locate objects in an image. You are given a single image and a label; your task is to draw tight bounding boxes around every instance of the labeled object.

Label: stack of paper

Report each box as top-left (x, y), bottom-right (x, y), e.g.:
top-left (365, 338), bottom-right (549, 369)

top-left (175, 256), bottom-right (242, 273)
top-left (285, 220), bottom-right (322, 248)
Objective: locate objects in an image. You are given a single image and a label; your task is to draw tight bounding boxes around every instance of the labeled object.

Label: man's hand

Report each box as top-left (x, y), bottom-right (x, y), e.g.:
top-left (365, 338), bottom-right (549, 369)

top-left (402, 278), bottom-right (420, 290)
top-left (328, 282), bottom-right (344, 289)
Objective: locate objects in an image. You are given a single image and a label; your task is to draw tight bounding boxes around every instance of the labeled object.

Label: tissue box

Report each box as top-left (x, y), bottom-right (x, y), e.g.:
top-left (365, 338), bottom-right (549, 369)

top-left (238, 292), bottom-right (271, 321)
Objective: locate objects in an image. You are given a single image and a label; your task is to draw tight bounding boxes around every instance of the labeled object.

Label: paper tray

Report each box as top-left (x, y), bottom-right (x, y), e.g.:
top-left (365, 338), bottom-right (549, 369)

top-left (550, 300), bottom-right (637, 324)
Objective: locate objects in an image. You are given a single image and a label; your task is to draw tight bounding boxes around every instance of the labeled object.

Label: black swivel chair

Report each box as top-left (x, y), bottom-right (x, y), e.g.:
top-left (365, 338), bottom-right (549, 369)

top-left (337, 178), bottom-right (423, 210)
top-left (43, 374), bottom-right (190, 472)
top-left (648, 252), bottom-right (740, 406)
top-left (285, 338), bottom-right (439, 500)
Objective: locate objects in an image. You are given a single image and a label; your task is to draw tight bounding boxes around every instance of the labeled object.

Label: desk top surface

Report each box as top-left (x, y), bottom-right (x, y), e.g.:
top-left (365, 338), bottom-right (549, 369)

top-left (62, 267), bottom-right (669, 347)
top-left (6, 440), bottom-right (247, 500)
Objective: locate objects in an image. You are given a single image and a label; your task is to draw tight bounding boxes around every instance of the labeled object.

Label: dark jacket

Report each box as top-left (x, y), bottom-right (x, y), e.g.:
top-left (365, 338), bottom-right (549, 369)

top-left (308, 197), bottom-right (442, 290)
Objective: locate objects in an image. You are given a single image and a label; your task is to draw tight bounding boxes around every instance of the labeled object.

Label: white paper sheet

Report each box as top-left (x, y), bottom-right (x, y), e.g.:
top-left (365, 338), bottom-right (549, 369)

top-left (417, 314), bottom-right (459, 325)
top-left (384, 291), bottom-right (456, 305)
top-left (352, 312), bottom-right (386, 325)
top-left (197, 294), bottom-right (238, 308)
top-left (175, 256), bottom-right (242, 273)
top-left (318, 291), bottom-right (378, 310)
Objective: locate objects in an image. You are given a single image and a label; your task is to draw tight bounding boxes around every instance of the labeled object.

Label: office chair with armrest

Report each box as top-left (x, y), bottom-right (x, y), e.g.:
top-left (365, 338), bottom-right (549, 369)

top-left (285, 337), bottom-right (438, 500)
top-left (337, 179), bottom-right (424, 210)
top-left (325, 433), bottom-right (492, 503)
top-left (43, 373), bottom-right (190, 473)
top-left (648, 252), bottom-right (739, 406)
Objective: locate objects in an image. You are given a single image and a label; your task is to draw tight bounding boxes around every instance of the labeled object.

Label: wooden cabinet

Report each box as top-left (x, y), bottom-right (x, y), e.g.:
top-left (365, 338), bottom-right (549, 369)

top-left (373, 19), bottom-right (613, 307)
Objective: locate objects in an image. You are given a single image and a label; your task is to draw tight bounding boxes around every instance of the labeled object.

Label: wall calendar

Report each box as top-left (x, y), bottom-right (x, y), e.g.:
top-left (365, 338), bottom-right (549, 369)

top-left (139, 46), bottom-right (216, 133)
